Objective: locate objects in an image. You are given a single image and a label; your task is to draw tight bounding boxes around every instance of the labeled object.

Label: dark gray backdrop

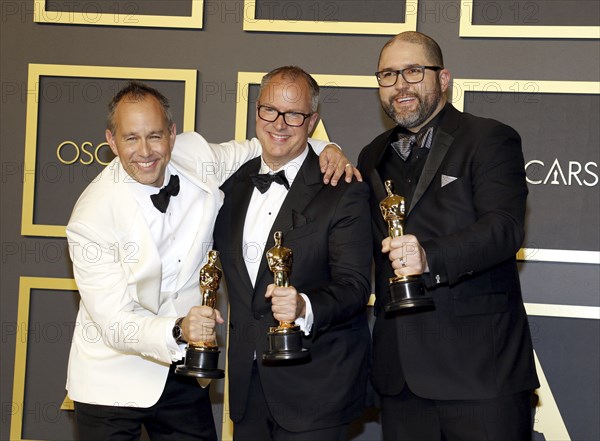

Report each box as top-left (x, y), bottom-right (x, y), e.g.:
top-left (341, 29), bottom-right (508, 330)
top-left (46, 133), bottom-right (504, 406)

top-left (2, 1), bottom-right (599, 440)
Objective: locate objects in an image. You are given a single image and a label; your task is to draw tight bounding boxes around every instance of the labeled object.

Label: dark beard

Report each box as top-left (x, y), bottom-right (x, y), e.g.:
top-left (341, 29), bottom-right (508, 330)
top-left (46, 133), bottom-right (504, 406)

top-left (384, 82), bottom-right (442, 129)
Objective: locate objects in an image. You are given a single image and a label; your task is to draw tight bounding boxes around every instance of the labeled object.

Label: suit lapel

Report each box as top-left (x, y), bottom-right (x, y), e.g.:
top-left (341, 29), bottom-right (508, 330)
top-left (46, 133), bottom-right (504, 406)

top-left (254, 149), bottom-right (323, 289)
top-left (367, 168), bottom-right (390, 240)
top-left (408, 131), bottom-right (453, 214)
top-left (364, 129), bottom-right (400, 239)
top-left (408, 104), bottom-right (459, 214)
top-left (230, 159), bottom-right (262, 293)
top-left (108, 162), bottom-right (163, 313)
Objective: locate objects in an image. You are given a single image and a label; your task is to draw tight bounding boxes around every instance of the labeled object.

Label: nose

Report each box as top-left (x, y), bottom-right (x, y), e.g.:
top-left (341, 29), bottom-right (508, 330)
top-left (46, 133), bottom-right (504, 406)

top-left (393, 74), bottom-right (409, 91)
top-left (273, 113), bottom-right (287, 130)
top-left (139, 139), bottom-right (152, 157)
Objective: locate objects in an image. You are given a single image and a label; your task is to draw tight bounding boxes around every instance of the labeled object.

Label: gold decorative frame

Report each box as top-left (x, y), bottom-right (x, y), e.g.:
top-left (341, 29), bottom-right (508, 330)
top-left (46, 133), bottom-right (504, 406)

top-left (453, 78), bottom-right (600, 265)
top-left (10, 277), bottom-right (79, 441)
top-left (236, 73), bottom-right (600, 265)
top-left (21, 64), bottom-right (197, 238)
top-left (459, 0), bottom-right (600, 38)
top-left (243, 0), bottom-right (418, 34)
top-left (34, 0), bottom-right (204, 28)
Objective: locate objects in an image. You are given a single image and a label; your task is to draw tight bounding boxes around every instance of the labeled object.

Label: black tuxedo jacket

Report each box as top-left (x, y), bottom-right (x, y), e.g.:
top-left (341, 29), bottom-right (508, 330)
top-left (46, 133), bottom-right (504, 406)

top-left (214, 148), bottom-right (372, 432)
top-left (358, 104), bottom-right (539, 400)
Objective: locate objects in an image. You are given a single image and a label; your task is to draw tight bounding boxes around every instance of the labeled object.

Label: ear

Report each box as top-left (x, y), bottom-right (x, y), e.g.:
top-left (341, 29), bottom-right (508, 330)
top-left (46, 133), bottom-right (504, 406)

top-left (307, 112), bottom-right (319, 134)
top-left (169, 123), bottom-right (177, 151)
top-left (106, 129), bottom-right (118, 156)
top-left (439, 68), bottom-right (451, 94)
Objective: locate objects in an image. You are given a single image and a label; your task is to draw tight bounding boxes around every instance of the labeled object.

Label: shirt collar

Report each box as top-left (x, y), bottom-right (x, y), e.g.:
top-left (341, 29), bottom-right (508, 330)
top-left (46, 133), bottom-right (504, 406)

top-left (126, 163), bottom-right (174, 211)
top-left (259, 145), bottom-right (309, 187)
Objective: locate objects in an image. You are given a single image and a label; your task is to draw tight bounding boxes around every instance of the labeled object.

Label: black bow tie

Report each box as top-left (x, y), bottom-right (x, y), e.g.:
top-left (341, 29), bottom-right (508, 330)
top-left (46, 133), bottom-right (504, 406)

top-left (250, 170), bottom-right (290, 194)
top-left (391, 126), bottom-right (434, 161)
top-left (150, 174), bottom-right (180, 213)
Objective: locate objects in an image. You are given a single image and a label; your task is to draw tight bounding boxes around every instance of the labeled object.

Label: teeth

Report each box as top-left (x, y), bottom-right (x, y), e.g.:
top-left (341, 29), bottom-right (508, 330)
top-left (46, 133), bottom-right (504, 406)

top-left (138, 161), bottom-right (154, 168)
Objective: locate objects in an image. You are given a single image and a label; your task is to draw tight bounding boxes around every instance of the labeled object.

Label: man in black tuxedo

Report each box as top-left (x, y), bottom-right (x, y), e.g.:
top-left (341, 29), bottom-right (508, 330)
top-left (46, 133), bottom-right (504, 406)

top-left (358, 32), bottom-right (540, 440)
top-left (214, 66), bottom-right (372, 440)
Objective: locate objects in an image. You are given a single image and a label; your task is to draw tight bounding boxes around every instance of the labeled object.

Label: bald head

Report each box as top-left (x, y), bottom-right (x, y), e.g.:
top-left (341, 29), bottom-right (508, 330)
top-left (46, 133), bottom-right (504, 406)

top-left (379, 32), bottom-right (444, 68)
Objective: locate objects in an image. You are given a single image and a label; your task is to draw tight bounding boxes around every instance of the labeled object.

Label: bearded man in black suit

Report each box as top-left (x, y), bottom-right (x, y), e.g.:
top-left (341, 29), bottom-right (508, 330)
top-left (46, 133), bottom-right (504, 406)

top-left (358, 31), bottom-right (540, 441)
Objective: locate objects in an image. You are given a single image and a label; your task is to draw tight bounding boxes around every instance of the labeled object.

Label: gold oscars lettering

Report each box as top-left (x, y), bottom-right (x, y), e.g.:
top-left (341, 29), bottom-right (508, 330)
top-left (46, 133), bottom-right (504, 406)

top-left (262, 231), bottom-right (310, 362)
top-left (380, 180), bottom-right (434, 313)
top-left (175, 250), bottom-right (225, 378)
top-left (56, 141), bottom-right (113, 166)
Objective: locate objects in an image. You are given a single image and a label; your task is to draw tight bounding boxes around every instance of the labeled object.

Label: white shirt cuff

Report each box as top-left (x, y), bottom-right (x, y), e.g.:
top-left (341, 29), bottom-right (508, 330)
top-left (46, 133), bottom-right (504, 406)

top-left (295, 293), bottom-right (313, 336)
top-left (308, 138), bottom-right (340, 154)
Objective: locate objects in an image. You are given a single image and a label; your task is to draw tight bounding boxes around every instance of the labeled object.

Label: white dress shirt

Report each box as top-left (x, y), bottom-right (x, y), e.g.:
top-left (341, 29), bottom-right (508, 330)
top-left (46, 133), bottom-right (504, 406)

top-left (128, 164), bottom-right (204, 357)
top-left (242, 147), bottom-right (314, 334)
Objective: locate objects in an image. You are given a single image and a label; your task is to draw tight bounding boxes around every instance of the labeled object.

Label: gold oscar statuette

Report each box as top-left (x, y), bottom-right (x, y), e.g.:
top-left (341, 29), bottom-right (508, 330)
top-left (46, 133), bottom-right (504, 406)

top-left (262, 231), bottom-right (310, 362)
top-left (380, 180), bottom-right (434, 313)
top-left (175, 250), bottom-right (225, 378)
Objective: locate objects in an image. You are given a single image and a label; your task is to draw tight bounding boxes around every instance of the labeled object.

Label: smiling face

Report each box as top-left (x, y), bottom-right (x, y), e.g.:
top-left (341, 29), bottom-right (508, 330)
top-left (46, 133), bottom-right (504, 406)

top-left (255, 73), bottom-right (319, 169)
top-left (378, 40), bottom-right (450, 132)
top-left (106, 94), bottom-right (176, 187)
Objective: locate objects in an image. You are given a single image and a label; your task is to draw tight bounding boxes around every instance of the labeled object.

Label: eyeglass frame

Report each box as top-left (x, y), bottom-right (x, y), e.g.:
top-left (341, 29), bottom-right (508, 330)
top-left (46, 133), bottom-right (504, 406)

top-left (256, 104), bottom-right (313, 127)
top-left (375, 66), bottom-right (443, 87)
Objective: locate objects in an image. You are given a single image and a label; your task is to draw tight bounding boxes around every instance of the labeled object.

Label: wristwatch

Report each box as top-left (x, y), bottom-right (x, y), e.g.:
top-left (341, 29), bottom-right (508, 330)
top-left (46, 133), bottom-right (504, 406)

top-left (172, 317), bottom-right (186, 343)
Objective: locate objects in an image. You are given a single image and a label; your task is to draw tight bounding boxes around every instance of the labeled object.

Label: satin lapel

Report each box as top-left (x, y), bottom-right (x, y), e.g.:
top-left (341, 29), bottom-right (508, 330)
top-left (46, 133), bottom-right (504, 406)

top-left (254, 150), bottom-right (323, 289)
top-left (171, 158), bottom-right (218, 291)
top-left (229, 160), bottom-right (261, 293)
top-left (408, 105), bottom-right (459, 214)
top-left (368, 168), bottom-right (390, 240)
top-left (108, 165), bottom-right (162, 314)
top-left (365, 130), bottom-right (398, 240)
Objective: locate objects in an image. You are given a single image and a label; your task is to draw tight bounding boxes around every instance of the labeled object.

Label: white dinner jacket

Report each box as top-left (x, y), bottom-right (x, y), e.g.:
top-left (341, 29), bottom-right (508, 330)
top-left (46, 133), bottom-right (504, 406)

top-left (65, 132), bottom-right (261, 407)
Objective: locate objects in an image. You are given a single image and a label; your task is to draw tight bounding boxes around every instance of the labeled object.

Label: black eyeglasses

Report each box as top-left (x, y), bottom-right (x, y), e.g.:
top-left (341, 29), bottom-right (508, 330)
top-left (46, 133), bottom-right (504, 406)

top-left (375, 66), bottom-right (442, 87)
top-left (257, 105), bottom-right (312, 127)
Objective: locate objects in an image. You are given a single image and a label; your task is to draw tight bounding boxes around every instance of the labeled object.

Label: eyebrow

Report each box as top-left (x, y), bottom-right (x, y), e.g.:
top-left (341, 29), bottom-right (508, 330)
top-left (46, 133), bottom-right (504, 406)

top-left (120, 129), bottom-right (165, 138)
top-left (379, 63), bottom-right (423, 71)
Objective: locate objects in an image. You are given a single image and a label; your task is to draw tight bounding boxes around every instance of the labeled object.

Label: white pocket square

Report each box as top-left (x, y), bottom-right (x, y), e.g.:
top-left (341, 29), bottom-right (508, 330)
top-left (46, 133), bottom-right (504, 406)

top-left (441, 175), bottom-right (458, 187)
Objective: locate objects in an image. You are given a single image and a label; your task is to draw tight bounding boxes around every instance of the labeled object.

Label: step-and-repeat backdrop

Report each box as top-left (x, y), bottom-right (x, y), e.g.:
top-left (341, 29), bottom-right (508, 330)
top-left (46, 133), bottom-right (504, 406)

top-left (2, 1), bottom-right (598, 440)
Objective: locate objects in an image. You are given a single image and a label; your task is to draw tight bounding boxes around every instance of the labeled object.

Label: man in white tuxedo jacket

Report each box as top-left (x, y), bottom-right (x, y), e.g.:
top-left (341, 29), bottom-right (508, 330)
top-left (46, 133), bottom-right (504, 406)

top-left (65, 81), bottom-right (352, 440)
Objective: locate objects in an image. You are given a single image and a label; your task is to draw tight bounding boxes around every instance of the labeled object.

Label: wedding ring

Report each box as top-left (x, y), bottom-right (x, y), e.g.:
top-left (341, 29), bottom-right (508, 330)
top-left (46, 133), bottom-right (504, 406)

top-left (345, 163), bottom-right (352, 168)
top-left (398, 258), bottom-right (406, 267)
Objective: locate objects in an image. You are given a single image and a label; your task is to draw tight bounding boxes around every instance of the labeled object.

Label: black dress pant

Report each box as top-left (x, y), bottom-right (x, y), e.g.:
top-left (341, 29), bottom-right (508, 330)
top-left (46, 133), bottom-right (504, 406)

top-left (74, 363), bottom-right (217, 441)
top-left (233, 363), bottom-right (349, 441)
top-left (381, 385), bottom-right (535, 441)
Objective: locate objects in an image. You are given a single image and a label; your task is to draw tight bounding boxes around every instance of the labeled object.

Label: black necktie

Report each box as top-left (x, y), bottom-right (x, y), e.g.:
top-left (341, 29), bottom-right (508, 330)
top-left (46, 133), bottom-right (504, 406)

top-left (150, 174), bottom-right (180, 213)
top-left (391, 126), bottom-right (434, 161)
top-left (250, 170), bottom-right (290, 194)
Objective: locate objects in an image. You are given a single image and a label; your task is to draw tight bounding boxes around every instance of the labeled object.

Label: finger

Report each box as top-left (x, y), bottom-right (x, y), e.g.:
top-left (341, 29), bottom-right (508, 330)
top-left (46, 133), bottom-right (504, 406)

top-left (322, 161), bottom-right (338, 185)
top-left (329, 159), bottom-right (350, 187)
top-left (199, 305), bottom-right (216, 318)
top-left (214, 309), bottom-right (224, 324)
top-left (319, 146), bottom-right (339, 184)
top-left (264, 284), bottom-right (276, 299)
top-left (389, 247), bottom-right (404, 261)
top-left (352, 167), bottom-right (363, 182)
top-left (318, 147), bottom-right (332, 173)
top-left (342, 162), bottom-right (355, 183)
top-left (381, 237), bottom-right (392, 253)
top-left (272, 286), bottom-right (296, 298)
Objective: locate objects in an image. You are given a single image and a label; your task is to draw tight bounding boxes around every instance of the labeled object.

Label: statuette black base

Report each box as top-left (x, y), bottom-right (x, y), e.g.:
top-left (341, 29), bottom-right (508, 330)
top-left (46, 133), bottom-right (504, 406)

top-left (175, 346), bottom-right (224, 379)
top-left (262, 327), bottom-right (310, 362)
top-left (384, 276), bottom-right (435, 313)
